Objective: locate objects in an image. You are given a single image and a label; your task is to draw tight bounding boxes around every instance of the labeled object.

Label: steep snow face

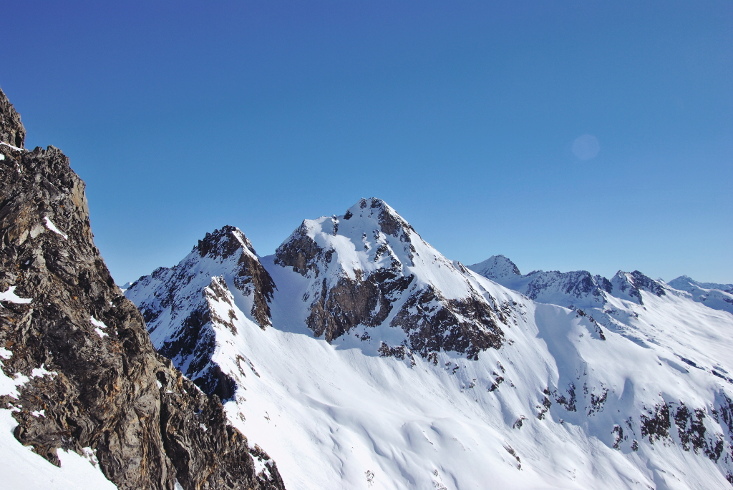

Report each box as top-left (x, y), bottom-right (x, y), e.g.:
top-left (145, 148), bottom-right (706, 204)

top-left (668, 276), bottom-right (733, 314)
top-left (273, 198), bottom-right (505, 359)
top-left (126, 225), bottom-right (275, 399)
top-left (127, 202), bottom-right (733, 489)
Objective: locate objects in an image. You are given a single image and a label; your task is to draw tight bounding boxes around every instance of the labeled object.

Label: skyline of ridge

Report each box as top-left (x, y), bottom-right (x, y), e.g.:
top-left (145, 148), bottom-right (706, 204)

top-left (2, 1), bottom-right (731, 284)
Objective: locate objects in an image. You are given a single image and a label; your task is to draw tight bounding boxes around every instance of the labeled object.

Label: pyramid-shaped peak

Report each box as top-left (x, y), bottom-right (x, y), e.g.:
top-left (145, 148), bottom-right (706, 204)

top-left (345, 197), bottom-right (397, 216)
top-left (611, 270), bottom-right (666, 302)
top-left (343, 197), bottom-right (413, 237)
top-left (468, 255), bottom-right (521, 280)
top-left (194, 225), bottom-right (258, 259)
top-left (668, 275), bottom-right (694, 287)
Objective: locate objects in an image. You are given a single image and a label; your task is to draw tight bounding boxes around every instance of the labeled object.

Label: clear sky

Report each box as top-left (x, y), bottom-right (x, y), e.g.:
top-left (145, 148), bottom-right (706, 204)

top-left (3, 1), bottom-right (732, 284)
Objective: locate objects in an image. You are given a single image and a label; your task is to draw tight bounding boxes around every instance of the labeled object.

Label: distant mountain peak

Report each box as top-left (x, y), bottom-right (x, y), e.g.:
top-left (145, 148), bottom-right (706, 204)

top-left (667, 275), bottom-right (733, 313)
top-left (611, 270), bottom-right (666, 303)
top-left (469, 255), bottom-right (521, 280)
top-left (669, 275), bottom-right (733, 293)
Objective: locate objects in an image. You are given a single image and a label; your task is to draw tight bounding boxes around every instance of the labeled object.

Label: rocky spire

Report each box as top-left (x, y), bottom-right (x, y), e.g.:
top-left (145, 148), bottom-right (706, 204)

top-left (0, 89), bottom-right (26, 148)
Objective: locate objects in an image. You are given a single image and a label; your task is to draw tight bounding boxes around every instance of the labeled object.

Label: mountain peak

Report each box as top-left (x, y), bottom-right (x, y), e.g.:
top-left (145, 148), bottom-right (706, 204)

top-left (610, 270), bottom-right (666, 303)
top-left (195, 225), bottom-right (258, 260)
top-left (343, 197), bottom-right (413, 238)
top-left (468, 255), bottom-right (521, 280)
top-left (0, 89), bottom-right (26, 148)
top-left (669, 275), bottom-right (733, 293)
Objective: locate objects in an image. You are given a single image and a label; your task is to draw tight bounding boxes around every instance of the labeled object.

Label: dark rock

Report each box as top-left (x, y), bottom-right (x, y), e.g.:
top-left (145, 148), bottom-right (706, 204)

top-left (0, 89), bottom-right (25, 148)
top-left (0, 89), bottom-right (284, 490)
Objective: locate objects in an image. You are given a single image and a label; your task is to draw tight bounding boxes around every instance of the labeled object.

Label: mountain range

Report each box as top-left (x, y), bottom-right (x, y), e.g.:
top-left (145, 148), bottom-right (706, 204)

top-left (2, 88), bottom-right (733, 489)
top-left (126, 200), bottom-right (733, 489)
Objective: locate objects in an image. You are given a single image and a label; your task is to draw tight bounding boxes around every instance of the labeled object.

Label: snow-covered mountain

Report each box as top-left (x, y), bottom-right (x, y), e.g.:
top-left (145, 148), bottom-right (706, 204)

top-left (668, 275), bottom-right (733, 315)
top-left (127, 201), bottom-right (733, 489)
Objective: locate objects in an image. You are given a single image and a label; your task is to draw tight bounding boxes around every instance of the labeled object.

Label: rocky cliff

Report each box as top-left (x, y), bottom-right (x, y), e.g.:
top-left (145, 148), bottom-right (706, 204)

top-left (0, 89), bottom-right (285, 490)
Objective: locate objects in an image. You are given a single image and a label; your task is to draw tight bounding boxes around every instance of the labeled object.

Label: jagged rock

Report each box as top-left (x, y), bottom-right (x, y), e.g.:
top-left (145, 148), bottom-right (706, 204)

top-left (0, 89), bottom-right (284, 490)
top-left (0, 90), bottom-right (25, 148)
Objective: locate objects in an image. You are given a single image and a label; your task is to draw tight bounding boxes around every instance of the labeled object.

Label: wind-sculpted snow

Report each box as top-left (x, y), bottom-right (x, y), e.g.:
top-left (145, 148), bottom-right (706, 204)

top-left (128, 200), bottom-right (733, 488)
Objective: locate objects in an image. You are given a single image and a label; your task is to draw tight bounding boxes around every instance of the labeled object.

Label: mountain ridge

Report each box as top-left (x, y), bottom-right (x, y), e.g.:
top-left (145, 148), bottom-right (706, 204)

top-left (0, 88), bottom-right (285, 489)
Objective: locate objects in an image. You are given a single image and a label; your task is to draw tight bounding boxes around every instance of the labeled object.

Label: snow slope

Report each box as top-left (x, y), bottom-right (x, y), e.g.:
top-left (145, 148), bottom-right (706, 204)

top-left (668, 275), bottom-right (733, 315)
top-left (128, 200), bottom-right (733, 489)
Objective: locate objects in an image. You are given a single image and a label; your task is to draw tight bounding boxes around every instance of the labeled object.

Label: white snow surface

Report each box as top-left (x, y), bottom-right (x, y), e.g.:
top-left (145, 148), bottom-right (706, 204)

top-left (0, 141), bottom-right (25, 152)
top-left (43, 216), bottom-right (68, 240)
top-left (0, 411), bottom-right (116, 489)
top-left (0, 286), bottom-right (32, 304)
top-left (127, 201), bottom-right (733, 489)
top-left (91, 316), bottom-right (110, 338)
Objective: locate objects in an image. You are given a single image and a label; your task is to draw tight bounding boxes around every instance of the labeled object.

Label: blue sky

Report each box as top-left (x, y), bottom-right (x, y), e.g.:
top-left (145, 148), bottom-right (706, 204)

top-left (3, 1), bottom-right (732, 284)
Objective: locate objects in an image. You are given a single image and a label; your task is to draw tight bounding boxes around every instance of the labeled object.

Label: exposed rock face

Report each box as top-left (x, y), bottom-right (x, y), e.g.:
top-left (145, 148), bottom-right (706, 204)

top-left (126, 225), bottom-right (276, 400)
top-left (0, 90), bottom-right (25, 148)
top-left (0, 89), bottom-right (284, 490)
top-left (275, 198), bottom-right (504, 359)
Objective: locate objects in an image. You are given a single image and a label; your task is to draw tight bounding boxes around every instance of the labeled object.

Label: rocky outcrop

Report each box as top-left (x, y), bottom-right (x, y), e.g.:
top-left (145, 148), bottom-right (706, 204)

top-left (0, 90), bottom-right (25, 148)
top-left (0, 89), bottom-right (284, 490)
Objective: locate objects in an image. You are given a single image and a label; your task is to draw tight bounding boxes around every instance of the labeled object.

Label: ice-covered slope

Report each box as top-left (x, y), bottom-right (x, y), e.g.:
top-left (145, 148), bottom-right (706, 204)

top-left (128, 201), bottom-right (733, 489)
